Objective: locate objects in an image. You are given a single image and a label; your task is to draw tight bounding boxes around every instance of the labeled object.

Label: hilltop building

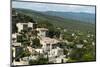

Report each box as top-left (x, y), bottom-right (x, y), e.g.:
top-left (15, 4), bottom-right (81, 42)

top-left (36, 28), bottom-right (48, 38)
top-left (16, 22), bottom-right (37, 32)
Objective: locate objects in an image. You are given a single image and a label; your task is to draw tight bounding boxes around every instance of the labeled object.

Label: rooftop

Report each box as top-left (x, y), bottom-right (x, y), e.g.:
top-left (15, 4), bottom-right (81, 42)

top-left (36, 28), bottom-right (48, 31)
top-left (40, 37), bottom-right (59, 44)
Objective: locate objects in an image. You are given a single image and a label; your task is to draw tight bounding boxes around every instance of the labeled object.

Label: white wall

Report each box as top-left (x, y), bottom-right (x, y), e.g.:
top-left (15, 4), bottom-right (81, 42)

top-left (0, 0), bottom-right (100, 67)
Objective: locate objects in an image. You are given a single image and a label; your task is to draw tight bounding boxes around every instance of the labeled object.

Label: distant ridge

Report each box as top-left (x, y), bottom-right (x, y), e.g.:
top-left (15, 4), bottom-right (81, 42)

top-left (43, 11), bottom-right (95, 24)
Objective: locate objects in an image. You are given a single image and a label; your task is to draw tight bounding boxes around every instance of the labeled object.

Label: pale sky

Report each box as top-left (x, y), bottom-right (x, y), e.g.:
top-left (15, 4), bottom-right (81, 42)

top-left (12, 1), bottom-right (95, 14)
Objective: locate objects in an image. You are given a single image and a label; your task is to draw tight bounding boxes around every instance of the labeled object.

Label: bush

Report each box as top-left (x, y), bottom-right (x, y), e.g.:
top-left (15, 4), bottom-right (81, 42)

top-left (29, 55), bottom-right (48, 65)
top-left (32, 38), bottom-right (42, 48)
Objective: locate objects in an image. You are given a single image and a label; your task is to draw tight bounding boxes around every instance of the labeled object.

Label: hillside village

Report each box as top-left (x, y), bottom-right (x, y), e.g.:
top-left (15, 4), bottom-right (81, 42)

top-left (12, 11), bottom-right (96, 65)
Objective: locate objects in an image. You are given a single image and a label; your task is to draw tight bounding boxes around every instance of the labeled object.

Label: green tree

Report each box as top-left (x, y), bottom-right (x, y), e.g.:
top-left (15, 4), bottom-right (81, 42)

top-left (21, 49), bottom-right (31, 58)
top-left (29, 54), bottom-right (48, 65)
top-left (32, 38), bottom-right (41, 48)
top-left (69, 48), bottom-right (85, 61)
top-left (82, 52), bottom-right (95, 61)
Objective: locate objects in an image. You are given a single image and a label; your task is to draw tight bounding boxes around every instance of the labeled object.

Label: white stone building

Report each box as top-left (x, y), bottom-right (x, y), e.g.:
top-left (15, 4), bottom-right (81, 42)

top-left (76, 44), bottom-right (84, 48)
top-left (40, 37), bottom-right (59, 52)
top-left (48, 47), bottom-right (66, 63)
top-left (36, 28), bottom-right (48, 37)
top-left (39, 37), bottom-right (65, 63)
top-left (16, 22), bottom-right (35, 32)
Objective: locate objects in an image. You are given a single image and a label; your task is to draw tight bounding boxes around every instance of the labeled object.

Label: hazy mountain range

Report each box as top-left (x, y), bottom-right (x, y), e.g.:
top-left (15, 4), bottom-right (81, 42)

top-left (42, 11), bottom-right (95, 24)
